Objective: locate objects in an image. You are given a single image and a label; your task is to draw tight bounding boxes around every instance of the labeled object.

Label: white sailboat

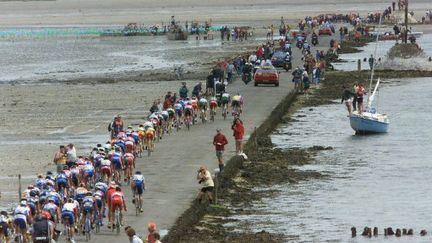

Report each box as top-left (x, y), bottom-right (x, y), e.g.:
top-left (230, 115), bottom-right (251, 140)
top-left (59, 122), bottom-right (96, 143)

top-left (349, 17), bottom-right (390, 134)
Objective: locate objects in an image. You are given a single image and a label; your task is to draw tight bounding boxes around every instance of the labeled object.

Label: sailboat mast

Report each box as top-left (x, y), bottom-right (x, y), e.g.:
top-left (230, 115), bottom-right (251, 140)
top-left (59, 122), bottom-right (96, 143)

top-left (367, 15), bottom-right (382, 109)
top-left (404, 0), bottom-right (409, 43)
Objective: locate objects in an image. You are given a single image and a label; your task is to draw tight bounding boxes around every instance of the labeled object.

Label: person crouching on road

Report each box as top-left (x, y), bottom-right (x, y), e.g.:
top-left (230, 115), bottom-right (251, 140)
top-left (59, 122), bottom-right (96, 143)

top-left (213, 129), bottom-right (228, 172)
top-left (196, 166), bottom-right (214, 204)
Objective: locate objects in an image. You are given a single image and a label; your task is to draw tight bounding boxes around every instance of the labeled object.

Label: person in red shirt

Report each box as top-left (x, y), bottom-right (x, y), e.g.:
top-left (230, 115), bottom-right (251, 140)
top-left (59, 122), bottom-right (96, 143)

top-left (231, 118), bottom-right (245, 155)
top-left (213, 129), bottom-right (228, 172)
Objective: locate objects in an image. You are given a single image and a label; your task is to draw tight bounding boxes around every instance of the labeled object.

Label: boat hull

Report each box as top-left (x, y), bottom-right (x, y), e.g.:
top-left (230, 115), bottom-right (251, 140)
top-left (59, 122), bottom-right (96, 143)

top-left (349, 112), bottom-right (389, 134)
top-left (167, 31), bottom-right (188, 40)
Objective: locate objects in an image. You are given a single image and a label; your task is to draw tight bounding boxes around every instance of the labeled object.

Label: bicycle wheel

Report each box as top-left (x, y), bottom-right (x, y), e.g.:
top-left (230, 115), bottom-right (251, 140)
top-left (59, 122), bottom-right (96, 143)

top-left (85, 215), bottom-right (91, 241)
top-left (115, 209), bottom-right (121, 234)
top-left (95, 213), bottom-right (100, 233)
top-left (135, 195), bottom-right (140, 216)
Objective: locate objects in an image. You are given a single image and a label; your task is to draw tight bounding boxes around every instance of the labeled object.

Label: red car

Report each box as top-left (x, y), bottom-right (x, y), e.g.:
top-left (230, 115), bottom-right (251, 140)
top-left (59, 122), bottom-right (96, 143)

top-left (318, 27), bottom-right (332, 36)
top-left (254, 66), bottom-right (279, 87)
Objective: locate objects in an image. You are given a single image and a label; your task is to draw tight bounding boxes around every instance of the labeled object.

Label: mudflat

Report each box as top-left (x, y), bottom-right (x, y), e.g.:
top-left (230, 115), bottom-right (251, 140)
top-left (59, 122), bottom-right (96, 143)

top-left (0, 0), bottom-right (430, 26)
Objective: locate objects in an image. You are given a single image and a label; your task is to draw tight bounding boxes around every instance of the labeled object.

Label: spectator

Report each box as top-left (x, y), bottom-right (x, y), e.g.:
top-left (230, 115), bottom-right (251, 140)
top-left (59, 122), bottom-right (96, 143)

top-left (125, 226), bottom-right (143, 243)
top-left (145, 223), bottom-right (157, 243)
top-left (213, 129), bottom-right (228, 172)
top-left (53, 145), bottom-right (66, 173)
top-left (179, 82), bottom-right (189, 99)
top-left (231, 118), bottom-right (245, 155)
top-left (66, 143), bottom-right (77, 167)
top-left (196, 166), bottom-right (214, 204)
top-left (154, 233), bottom-right (162, 243)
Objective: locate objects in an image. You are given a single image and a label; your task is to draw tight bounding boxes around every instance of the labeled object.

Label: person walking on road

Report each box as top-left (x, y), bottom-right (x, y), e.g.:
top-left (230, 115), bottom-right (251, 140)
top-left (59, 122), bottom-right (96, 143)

top-left (213, 129), bottom-right (228, 172)
top-left (196, 166), bottom-right (214, 204)
top-left (231, 118), bottom-right (245, 155)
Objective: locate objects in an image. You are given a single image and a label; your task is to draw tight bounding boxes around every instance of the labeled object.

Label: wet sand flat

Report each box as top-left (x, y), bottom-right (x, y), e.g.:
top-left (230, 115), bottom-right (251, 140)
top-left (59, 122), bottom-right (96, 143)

top-left (0, 0), bottom-right (430, 26)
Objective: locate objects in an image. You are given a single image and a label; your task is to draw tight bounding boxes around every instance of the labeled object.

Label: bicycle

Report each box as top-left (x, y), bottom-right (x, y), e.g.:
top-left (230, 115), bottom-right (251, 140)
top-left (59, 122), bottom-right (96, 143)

top-left (112, 207), bottom-right (121, 235)
top-left (222, 104), bottom-right (227, 120)
top-left (210, 108), bottom-right (216, 122)
top-left (94, 209), bottom-right (101, 234)
top-left (134, 190), bottom-right (142, 216)
top-left (84, 212), bottom-right (92, 241)
top-left (63, 216), bottom-right (74, 243)
top-left (200, 109), bottom-right (207, 124)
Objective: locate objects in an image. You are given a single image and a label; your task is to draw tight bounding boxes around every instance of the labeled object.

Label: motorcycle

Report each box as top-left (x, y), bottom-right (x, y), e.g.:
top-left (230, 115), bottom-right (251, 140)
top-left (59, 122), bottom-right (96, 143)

top-left (312, 36), bottom-right (319, 46)
top-left (283, 54), bottom-right (292, 71)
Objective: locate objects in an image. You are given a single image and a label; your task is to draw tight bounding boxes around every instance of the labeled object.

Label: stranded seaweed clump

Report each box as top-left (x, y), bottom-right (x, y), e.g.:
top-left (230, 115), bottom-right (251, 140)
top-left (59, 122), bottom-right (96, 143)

top-left (377, 43), bottom-right (432, 71)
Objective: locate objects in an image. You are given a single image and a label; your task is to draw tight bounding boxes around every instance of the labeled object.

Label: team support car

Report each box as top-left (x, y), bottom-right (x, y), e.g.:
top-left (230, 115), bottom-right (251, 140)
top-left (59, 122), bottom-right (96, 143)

top-left (254, 66), bottom-right (279, 87)
top-left (271, 51), bottom-right (288, 67)
top-left (318, 26), bottom-right (333, 36)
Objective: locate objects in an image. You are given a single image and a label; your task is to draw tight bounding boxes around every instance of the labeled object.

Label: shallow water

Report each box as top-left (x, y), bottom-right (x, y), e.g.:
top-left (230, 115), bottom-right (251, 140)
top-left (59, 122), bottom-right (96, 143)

top-left (333, 34), bottom-right (432, 71)
top-left (0, 30), bottom-right (228, 83)
top-left (227, 36), bottom-right (432, 242)
top-left (229, 78), bottom-right (432, 242)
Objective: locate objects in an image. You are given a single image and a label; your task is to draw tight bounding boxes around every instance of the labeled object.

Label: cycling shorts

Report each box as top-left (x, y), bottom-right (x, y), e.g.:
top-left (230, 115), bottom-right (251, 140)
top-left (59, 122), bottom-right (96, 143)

top-left (57, 179), bottom-right (68, 188)
top-left (95, 199), bottom-right (103, 209)
top-left (110, 198), bottom-right (123, 212)
top-left (13, 218), bottom-right (27, 230)
top-left (84, 170), bottom-right (94, 178)
top-left (61, 211), bottom-right (74, 225)
top-left (125, 143), bottom-right (134, 151)
top-left (0, 222), bottom-right (9, 236)
top-left (231, 100), bottom-right (240, 107)
top-left (185, 109), bottom-right (193, 116)
top-left (146, 132), bottom-right (154, 140)
top-left (83, 205), bottom-right (93, 214)
top-left (75, 194), bottom-right (86, 204)
top-left (134, 181), bottom-right (144, 195)
top-left (101, 166), bottom-right (111, 176)
top-left (210, 101), bottom-right (218, 109)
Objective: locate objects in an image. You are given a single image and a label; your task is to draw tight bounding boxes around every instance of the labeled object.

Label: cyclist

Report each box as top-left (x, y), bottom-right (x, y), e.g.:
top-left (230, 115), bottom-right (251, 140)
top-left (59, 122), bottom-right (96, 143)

top-left (75, 183), bottom-right (88, 205)
top-left (209, 96), bottom-right (218, 118)
top-left (131, 171), bottom-right (145, 213)
top-left (145, 125), bottom-right (155, 152)
top-left (109, 187), bottom-right (127, 228)
top-left (184, 101), bottom-right (194, 127)
top-left (106, 182), bottom-right (117, 229)
top-left (174, 101), bottom-right (184, 128)
top-left (13, 200), bottom-right (32, 243)
top-left (231, 93), bottom-right (243, 116)
top-left (93, 190), bottom-right (104, 226)
top-left (100, 156), bottom-right (112, 183)
top-left (221, 92), bottom-right (230, 112)
top-left (82, 161), bottom-right (95, 188)
top-left (111, 147), bottom-right (123, 183)
top-left (61, 198), bottom-right (78, 243)
top-left (166, 107), bottom-right (175, 132)
top-left (42, 197), bottom-right (60, 225)
top-left (198, 97), bottom-right (208, 122)
top-left (123, 152), bottom-right (135, 183)
top-left (190, 96), bottom-right (199, 117)
top-left (125, 136), bottom-right (135, 154)
top-left (0, 211), bottom-right (11, 242)
top-left (81, 191), bottom-right (96, 232)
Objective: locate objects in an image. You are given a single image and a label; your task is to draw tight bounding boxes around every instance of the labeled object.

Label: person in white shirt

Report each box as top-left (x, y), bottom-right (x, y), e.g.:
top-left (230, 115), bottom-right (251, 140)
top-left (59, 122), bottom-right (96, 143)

top-left (125, 226), bottom-right (143, 243)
